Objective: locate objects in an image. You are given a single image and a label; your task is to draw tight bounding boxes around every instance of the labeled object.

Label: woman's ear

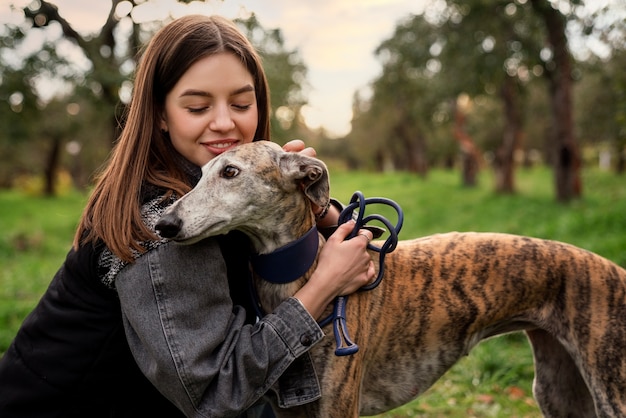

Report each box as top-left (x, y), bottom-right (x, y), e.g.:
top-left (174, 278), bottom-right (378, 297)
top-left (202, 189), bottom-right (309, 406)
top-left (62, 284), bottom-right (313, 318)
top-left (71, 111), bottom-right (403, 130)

top-left (159, 113), bottom-right (168, 132)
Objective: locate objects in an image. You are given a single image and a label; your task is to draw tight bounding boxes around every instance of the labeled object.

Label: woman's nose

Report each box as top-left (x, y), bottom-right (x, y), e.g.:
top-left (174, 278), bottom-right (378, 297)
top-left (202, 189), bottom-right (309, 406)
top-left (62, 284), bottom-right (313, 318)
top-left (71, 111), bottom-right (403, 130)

top-left (209, 104), bottom-right (235, 132)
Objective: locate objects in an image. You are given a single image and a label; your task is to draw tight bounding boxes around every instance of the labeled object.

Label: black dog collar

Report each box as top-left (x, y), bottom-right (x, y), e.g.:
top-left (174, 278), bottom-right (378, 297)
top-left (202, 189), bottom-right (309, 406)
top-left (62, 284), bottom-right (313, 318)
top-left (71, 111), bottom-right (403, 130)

top-left (250, 225), bottom-right (319, 284)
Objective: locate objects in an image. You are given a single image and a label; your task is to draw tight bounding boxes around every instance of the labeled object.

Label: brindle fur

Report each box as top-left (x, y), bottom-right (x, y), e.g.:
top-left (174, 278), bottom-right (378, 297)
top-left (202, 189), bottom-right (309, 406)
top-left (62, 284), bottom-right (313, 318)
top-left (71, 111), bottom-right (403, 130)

top-left (157, 141), bottom-right (626, 418)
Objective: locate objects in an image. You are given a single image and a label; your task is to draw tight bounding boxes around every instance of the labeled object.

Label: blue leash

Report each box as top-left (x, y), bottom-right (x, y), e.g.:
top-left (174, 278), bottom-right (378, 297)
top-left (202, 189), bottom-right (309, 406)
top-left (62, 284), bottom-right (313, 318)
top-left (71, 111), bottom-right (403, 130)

top-left (318, 191), bottom-right (403, 356)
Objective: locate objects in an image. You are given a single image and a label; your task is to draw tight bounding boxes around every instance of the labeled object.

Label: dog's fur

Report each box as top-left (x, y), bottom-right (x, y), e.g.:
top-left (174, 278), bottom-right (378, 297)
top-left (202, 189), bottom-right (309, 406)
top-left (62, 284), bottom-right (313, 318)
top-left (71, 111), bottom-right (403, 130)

top-left (156, 141), bottom-right (626, 417)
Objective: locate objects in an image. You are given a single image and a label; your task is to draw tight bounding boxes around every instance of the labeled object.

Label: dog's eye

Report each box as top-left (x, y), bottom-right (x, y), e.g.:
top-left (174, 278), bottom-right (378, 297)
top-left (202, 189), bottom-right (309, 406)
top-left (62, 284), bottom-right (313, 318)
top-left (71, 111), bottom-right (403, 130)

top-left (221, 165), bottom-right (240, 178)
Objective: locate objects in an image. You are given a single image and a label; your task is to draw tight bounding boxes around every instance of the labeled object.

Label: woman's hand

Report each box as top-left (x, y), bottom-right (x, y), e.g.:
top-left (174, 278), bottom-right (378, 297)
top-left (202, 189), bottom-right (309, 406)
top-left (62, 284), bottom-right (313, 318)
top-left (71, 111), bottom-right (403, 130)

top-left (294, 221), bottom-right (375, 319)
top-left (283, 139), bottom-right (316, 157)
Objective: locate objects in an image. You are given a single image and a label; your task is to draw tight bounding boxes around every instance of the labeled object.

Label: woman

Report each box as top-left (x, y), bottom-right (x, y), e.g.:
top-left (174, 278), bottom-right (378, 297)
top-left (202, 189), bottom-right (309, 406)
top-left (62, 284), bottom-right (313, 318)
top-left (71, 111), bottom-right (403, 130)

top-left (0, 14), bottom-right (374, 417)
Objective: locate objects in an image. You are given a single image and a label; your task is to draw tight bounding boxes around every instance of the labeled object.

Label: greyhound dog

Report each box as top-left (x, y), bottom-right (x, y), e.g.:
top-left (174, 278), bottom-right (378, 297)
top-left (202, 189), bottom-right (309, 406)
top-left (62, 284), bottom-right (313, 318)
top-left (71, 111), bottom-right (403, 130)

top-left (156, 141), bottom-right (626, 417)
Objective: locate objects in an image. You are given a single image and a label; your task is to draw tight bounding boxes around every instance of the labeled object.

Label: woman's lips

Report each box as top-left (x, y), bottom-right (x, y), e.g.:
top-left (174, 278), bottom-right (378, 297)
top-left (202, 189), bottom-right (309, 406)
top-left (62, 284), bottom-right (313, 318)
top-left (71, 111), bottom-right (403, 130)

top-left (202, 140), bottom-right (239, 155)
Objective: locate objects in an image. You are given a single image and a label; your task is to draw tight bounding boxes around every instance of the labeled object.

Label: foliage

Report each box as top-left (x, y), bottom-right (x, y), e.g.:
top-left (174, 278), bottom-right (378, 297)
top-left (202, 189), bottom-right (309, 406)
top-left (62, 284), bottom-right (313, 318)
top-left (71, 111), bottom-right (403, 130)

top-left (345, 0), bottom-right (625, 200)
top-left (574, 48), bottom-right (626, 171)
top-left (346, 0), bottom-right (547, 172)
top-left (0, 2), bottom-right (310, 192)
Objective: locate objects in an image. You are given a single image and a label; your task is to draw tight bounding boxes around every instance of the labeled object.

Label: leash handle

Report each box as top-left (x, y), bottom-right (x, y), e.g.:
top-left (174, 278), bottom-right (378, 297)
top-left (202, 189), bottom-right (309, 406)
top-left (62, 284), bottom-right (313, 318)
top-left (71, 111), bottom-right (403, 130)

top-left (333, 296), bottom-right (359, 356)
top-left (338, 191), bottom-right (404, 290)
top-left (323, 191), bottom-right (404, 356)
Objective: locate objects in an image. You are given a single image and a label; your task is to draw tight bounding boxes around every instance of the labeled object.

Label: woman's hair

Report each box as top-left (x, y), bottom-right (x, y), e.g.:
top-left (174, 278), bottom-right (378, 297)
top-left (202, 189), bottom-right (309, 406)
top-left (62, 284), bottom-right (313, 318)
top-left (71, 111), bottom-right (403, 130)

top-left (74, 15), bottom-right (271, 262)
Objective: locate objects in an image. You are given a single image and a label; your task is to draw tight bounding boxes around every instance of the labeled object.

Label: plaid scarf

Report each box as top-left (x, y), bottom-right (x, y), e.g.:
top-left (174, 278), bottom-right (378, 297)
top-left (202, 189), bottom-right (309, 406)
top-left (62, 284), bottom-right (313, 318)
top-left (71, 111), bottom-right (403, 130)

top-left (98, 146), bottom-right (201, 289)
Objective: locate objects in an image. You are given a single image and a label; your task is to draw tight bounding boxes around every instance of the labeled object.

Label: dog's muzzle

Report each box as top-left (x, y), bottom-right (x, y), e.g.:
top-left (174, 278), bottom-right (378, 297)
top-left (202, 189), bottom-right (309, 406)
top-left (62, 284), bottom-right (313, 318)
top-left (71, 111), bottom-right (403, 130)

top-left (155, 213), bottom-right (183, 239)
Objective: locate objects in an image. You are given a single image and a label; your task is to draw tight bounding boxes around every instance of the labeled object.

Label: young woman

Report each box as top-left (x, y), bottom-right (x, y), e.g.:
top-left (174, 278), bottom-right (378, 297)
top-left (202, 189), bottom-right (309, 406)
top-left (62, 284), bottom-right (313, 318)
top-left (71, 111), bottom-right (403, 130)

top-left (0, 14), bottom-right (374, 417)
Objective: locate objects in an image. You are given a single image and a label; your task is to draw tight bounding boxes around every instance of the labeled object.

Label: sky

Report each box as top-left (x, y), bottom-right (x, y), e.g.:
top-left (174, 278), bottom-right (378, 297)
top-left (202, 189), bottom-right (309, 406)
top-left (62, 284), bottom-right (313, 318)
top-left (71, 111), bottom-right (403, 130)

top-left (2, 0), bottom-right (430, 137)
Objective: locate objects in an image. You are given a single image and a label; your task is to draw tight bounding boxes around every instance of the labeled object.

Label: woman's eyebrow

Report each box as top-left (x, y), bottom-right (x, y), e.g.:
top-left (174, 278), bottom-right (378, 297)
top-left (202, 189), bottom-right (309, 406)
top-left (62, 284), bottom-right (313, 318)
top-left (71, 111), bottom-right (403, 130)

top-left (179, 84), bottom-right (255, 98)
top-left (231, 84), bottom-right (255, 95)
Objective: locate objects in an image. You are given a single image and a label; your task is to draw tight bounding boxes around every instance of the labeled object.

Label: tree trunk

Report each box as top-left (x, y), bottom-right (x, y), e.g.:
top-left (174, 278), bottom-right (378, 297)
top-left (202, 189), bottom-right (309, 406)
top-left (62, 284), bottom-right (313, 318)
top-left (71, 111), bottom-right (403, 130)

top-left (452, 100), bottom-right (481, 187)
top-left (531, 0), bottom-right (582, 202)
top-left (44, 136), bottom-right (61, 197)
top-left (494, 76), bottom-right (523, 194)
top-left (401, 130), bottom-right (428, 177)
top-left (393, 104), bottom-right (428, 177)
top-left (616, 138), bottom-right (625, 175)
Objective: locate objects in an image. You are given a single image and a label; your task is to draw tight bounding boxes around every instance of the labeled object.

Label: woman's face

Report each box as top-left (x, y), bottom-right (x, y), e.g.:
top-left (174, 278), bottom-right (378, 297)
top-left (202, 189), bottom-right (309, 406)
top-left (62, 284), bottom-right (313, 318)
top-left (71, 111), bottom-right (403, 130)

top-left (161, 52), bottom-right (258, 167)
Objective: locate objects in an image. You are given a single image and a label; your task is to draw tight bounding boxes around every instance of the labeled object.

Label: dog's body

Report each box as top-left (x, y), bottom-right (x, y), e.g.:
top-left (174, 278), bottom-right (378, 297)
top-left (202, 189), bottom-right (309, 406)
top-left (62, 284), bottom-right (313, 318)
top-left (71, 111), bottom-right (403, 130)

top-left (156, 141), bottom-right (626, 417)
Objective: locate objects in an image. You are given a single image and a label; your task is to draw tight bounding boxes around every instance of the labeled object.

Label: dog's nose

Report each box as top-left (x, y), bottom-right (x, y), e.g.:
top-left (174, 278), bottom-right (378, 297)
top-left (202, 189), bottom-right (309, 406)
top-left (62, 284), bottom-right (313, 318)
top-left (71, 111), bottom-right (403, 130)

top-left (155, 214), bottom-right (183, 239)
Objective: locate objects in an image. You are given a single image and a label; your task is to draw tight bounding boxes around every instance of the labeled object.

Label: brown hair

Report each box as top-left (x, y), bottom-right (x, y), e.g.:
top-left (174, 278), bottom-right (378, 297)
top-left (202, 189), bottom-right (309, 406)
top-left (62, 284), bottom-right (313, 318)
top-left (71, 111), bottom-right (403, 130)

top-left (74, 15), bottom-right (271, 262)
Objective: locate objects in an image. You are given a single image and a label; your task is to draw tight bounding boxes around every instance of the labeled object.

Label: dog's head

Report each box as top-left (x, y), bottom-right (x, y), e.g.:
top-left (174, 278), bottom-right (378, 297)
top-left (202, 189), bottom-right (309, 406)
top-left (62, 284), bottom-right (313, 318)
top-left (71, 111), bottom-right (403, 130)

top-left (155, 141), bottom-right (330, 252)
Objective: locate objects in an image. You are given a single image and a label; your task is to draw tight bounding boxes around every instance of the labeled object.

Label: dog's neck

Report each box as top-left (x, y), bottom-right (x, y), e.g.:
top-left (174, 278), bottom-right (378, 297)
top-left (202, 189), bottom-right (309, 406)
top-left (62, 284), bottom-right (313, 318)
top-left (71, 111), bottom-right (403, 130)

top-left (248, 203), bottom-right (327, 313)
top-left (243, 201), bottom-right (318, 255)
top-left (250, 224), bottom-right (320, 284)
top-left (243, 223), bottom-right (311, 255)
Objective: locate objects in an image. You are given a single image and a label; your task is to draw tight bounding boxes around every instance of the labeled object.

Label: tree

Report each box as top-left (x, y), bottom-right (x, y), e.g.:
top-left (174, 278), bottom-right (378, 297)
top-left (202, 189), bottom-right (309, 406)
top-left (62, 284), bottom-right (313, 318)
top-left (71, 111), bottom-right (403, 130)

top-left (1, 1), bottom-right (309, 194)
top-left (435, 1), bottom-right (540, 193)
top-left (346, 15), bottom-right (448, 175)
top-left (575, 43), bottom-right (626, 174)
top-left (0, 27), bottom-right (75, 192)
top-left (352, 2), bottom-right (541, 187)
top-left (530, 0), bottom-right (581, 201)
top-left (452, 96), bottom-right (483, 187)
top-left (0, 0), bottom-right (141, 194)
top-left (352, 0), bottom-right (623, 200)
top-left (22, 0), bottom-right (139, 143)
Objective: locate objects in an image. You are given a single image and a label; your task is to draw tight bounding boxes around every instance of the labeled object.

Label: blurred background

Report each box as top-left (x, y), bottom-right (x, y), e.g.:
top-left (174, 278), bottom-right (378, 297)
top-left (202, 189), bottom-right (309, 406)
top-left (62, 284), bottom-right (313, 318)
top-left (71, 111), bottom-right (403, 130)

top-left (0, 0), bottom-right (624, 201)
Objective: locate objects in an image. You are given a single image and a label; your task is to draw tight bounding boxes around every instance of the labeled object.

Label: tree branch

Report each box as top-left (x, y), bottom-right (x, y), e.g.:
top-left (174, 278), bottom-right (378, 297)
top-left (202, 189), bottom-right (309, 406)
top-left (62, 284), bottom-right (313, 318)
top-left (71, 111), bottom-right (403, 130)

top-left (23, 1), bottom-right (84, 47)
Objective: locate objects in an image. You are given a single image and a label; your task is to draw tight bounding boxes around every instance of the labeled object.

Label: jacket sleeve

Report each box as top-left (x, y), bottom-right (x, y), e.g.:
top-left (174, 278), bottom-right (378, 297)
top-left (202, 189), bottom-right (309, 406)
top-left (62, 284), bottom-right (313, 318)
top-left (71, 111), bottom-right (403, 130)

top-left (115, 237), bottom-right (324, 418)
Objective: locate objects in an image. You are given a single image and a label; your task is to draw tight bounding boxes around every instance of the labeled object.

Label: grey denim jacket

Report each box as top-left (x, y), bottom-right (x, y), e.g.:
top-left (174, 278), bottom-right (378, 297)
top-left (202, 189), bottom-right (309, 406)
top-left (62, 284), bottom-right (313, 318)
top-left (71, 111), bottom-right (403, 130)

top-left (115, 237), bottom-right (324, 417)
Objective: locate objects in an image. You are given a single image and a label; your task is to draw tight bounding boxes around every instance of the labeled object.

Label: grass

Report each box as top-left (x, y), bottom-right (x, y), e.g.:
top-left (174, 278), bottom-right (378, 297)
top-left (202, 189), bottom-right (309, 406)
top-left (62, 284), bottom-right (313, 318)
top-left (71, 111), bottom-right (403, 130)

top-left (0, 165), bottom-right (624, 417)
top-left (0, 191), bottom-right (86, 349)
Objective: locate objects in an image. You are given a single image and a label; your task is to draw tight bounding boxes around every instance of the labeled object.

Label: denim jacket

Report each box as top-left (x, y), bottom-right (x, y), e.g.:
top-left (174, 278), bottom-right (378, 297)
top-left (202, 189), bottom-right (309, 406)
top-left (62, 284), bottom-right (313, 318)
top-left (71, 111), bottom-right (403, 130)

top-left (115, 236), bottom-right (324, 417)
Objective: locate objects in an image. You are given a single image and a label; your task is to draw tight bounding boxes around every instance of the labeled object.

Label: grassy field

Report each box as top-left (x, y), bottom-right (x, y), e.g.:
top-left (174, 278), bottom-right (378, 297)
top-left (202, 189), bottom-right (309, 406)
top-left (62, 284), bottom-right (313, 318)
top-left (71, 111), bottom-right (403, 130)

top-left (1, 165), bottom-right (624, 417)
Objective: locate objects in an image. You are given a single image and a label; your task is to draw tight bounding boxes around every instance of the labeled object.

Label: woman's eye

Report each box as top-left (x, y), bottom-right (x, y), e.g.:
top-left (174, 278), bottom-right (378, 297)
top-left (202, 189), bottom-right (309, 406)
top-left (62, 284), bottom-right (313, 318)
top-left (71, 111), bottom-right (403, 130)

top-left (188, 107), bottom-right (208, 113)
top-left (221, 165), bottom-right (240, 178)
top-left (232, 104), bottom-right (252, 111)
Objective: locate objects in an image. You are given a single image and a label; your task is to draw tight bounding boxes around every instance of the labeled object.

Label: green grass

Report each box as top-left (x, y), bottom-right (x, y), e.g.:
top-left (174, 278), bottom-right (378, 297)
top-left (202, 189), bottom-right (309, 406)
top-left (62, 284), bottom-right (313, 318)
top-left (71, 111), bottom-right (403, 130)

top-left (1, 166), bottom-right (624, 417)
top-left (0, 190), bottom-right (86, 350)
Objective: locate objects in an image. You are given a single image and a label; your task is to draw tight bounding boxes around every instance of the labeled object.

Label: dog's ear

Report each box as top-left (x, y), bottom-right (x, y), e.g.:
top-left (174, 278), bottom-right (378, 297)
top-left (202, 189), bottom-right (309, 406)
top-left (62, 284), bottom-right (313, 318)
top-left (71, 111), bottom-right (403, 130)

top-left (279, 152), bottom-right (330, 209)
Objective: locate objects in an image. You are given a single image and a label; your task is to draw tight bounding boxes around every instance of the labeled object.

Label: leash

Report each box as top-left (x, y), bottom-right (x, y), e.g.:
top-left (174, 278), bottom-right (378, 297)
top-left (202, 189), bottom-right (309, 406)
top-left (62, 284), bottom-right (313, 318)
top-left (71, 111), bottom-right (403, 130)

top-left (319, 191), bottom-right (403, 356)
top-left (248, 191), bottom-right (403, 356)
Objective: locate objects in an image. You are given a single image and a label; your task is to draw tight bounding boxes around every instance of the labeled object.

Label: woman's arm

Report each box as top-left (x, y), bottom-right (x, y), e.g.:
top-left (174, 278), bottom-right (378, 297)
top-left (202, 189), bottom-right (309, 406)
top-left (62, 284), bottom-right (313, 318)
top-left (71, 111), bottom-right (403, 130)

top-left (116, 220), bottom-right (372, 417)
top-left (116, 238), bottom-right (324, 417)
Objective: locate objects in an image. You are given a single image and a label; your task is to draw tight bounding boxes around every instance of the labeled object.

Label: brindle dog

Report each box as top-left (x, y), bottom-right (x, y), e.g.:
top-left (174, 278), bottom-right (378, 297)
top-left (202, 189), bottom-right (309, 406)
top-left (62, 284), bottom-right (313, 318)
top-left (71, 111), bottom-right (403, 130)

top-left (156, 141), bottom-right (626, 418)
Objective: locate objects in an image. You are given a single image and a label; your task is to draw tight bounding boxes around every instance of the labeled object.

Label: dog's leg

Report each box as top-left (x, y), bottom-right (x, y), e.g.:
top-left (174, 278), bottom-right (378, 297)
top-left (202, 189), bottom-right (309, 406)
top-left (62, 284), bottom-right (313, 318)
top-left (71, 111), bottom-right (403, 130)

top-left (527, 329), bottom-right (596, 417)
